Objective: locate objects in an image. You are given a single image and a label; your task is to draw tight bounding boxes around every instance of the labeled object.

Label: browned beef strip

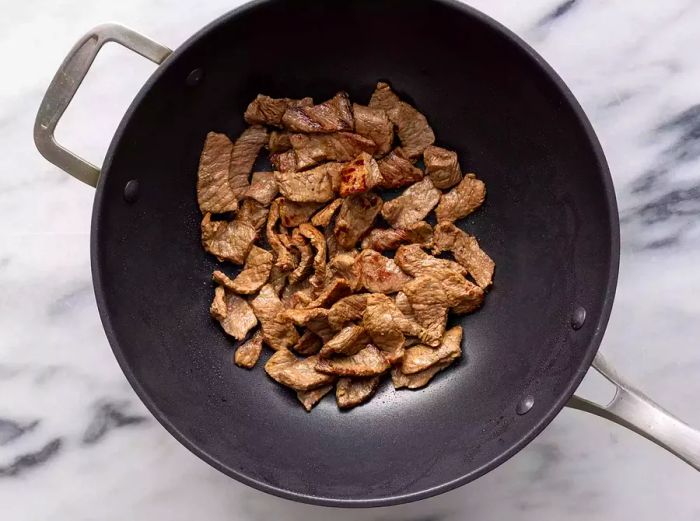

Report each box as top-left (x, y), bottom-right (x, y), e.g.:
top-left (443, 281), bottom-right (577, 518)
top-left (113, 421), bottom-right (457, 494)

top-left (381, 177), bottom-right (440, 229)
top-left (290, 132), bottom-right (376, 170)
top-left (336, 376), bottom-right (381, 409)
top-left (250, 284), bottom-right (299, 350)
top-left (352, 103), bottom-right (393, 157)
top-left (297, 384), bottom-right (334, 411)
top-left (334, 192), bottom-right (383, 250)
top-left (210, 286), bottom-right (257, 341)
top-left (319, 325), bottom-right (372, 358)
top-left (432, 222), bottom-right (494, 289)
top-left (401, 326), bottom-right (462, 374)
top-left (212, 246), bottom-right (273, 295)
top-left (356, 249), bottom-right (412, 294)
top-left (279, 199), bottom-right (323, 228)
top-left (243, 171), bottom-right (278, 206)
top-left (391, 359), bottom-right (454, 389)
top-left (201, 213), bottom-right (256, 265)
top-left (270, 150), bottom-right (298, 173)
top-left (435, 173), bottom-right (486, 223)
top-left (197, 132), bottom-right (238, 214)
top-left (275, 165), bottom-right (336, 203)
top-left (315, 345), bottom-right (390, 377)
top-left (339, 152), bottom-right (383, 197)
top-left (282, 92), bottom-right (354, 133)
top-left (244, 95), bottom-right (313, 127)
top-left (234, 330), bottom-right (264, 369)
top-left (360, 221), bottom-right (433, 252)
top-left (228, 126), bottom-right (268, 197)
top-left (377, 148), bottom-right (424, 189)
top-left (268, 130), bottom-right (292, 153)
top-left (265, 350), bottom-right (335, 391)
top-left (424, 145), bottom-right (462, 189)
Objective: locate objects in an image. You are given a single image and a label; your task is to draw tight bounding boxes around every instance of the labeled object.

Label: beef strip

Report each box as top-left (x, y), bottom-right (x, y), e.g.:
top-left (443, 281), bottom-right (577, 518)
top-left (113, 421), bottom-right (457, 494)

top-left (435, 173), bottom-right (486, 223)
top-left (394, 244), bottom-right (468, 277)
top-left (339, 152), bottom-right (383, 197)
top-left (275, 166), bottom-right (336, 203)
top-left (402, 275), bottom-right (449, 346)
top-left (357, 249), bottom-right (412, 294)
top-left (297, 384), bottom-right (334, 411)
top-left (377, 148), bottom-right (424, 189)
top-left (305, 278), bottom-right (352, 308)
top-left (433, 222), bottom-right (495, 289)
top-left (424, 145), bottom-right (462, 190)
top-left (360, 221), bottom-right (433, 251)
top-left (212, 246), bottom-right (272, 295)
top-left (282, 307), bottom-right (335, 343)
top-left (265, 350), bottom-right (335, 391)
top-left (210, 286), bottom-right (258, 341)
top-left (391, 359), bottom-right (454, 389)
top-left (282, 92), bottom-right (354, 133)
top-left (236, 199), bottom-right (269, 232)
top-left (266, 199), bottom-right (296, 271)
top-left (228, 126), bottom-right (268, 197)
top-left (293, 330), bottom-right (323, 356)
top-left (196, 132), bottom-right (238, 214)
top-left (243, 171), bottom-right (278, 206)
top-left (244, 95), bottom-right (313, 127)
top-left (381, 177), bottom-right (441, 229)
top-left (319, 325), bottom-right (372, 357)
top-left (328, 293), bottom-right (369, 330)
top-left (281, 278), bottom-right (315, 308)
top-left (394, 291), bottom-right (414, 318)
top-left (250, 284), bottom-right (299, 350)
top-left (279, 199), bottom-right (323, 227)
top-left (298, 223), bottom-right (327, 288)
top-left (369, 82), bottom-right (435, 159)
top-left (201, 213), bottom-right (256, 265)
top-left (234, 330), bottom-right (264, 369)
top-left (328, 252), bottom-right (362, 290)
top-left (288, 229), bottom-right (314, 284)
top-left (316, 345), bottom-right (390, 377)
top-left (336, 376), bottom-right (381, 409)
top-left (334, 192), bottom-right (383, 249)
top-left (352, 103), bottom-right (393, 157)
top-left (290, 132), bottom-right (376, 170)
top-left (311, 198), bottom-right (343, 227)
top-left (270, 150), bottom-right (298, 172)
top-left (402, 326), bottom-right (463, 374)
top-left (268, 130), bottom-right (292, 153)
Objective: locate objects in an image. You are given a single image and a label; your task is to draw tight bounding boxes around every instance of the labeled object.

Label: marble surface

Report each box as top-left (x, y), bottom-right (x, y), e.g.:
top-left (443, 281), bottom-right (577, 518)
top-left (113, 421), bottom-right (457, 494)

top-left (2, 0), bottom-right (700, 519)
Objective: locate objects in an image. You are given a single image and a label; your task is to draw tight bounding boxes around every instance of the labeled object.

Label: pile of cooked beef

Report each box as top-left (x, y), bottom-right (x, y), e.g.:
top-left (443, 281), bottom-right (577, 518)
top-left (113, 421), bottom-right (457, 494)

top-left (197, 82), bottom-right (494, 411)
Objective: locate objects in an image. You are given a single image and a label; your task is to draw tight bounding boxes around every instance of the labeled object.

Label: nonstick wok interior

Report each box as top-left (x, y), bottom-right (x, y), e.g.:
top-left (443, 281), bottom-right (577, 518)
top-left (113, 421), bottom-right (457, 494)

top-left (92, 0), bottom-right (618, 506)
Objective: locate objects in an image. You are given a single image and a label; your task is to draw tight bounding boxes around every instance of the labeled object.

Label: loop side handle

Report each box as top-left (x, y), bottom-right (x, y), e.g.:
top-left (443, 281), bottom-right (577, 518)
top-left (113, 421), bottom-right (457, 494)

top-left (34, 23), bottom-right (172, 187)
top-left (569, 353), bottom-right (700, 470)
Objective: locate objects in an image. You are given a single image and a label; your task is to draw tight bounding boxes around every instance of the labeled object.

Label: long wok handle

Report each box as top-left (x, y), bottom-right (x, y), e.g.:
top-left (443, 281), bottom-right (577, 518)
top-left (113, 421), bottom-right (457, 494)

top-left (569, 353), bottom-right (700, 470)
top-left (34, 23), bottom-right (171, 187)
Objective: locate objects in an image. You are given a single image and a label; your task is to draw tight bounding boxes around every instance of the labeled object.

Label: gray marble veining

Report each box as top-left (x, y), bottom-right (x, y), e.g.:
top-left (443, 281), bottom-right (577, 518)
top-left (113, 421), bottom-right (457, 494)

top-left (1, 1), bottom-right (700, 519)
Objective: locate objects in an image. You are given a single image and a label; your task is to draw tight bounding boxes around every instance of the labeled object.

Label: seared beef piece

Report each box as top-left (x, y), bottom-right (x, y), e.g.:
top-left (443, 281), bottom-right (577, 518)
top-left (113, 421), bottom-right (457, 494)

top-left (339, 152), bottom-right (383, 197)
top-left (270, 150), bottom-right (298, 172)
top-left (402, 275), bottom-right (449, 346)
top-left (210, 286), bottom-right (258, 341)
top-left (298, 223), bottom-right (327, 288)
top-left (266, 199), bottom-right (296, 271)
top-left (441, 270), bottom-right (484, 315)
top-left (381, 177), bottom-right (440, 229)
top-left (369, 82), bottom-right (435, 159)
top-left (279, 199), bottom-right (323, 227)
top-left (228, 126), bottom-right (268, 196)
top-left (268, 130), bottom-right (292, 153)
top-left (290, 132), bottom-right (376, 170)
top-left (435, 173), bottom-right (486, 223)
top-left (311, 198), bottom-right (343, 227)
top-left (250, 284), bottom-right (299, 350)
top-left (391, 359), bottom-right (454, 389)
top-left (236, 199), bottom-right (269, 232)
top-left (394, 244), bottom-right (467, 277)
top-left (265, 350), bottom-right (335, 391)
top-left (297, 384), bottom-right (334, 411)
top-left (424, 145), bottom-right (462, 190)
top-left (357, 250), bottom-right (412, 294)
top-left (201, 213), bottom-right (256, 265)
top-left (275, 165), bottom-right (336, 203)
top-left (212, 246), bottom-right (273, 295)
top-left (394, 291), bottom-right (414, 318)
top-left (320, 325), bottom-right (372, 357)
top-left (433, 222), bottom-right (494, 289)
top-left (234, 330), bottom-right (264, 369)
top-left (288, 229), bottom-right (313, 284)
top-left (334, 192), bottom-right (383, 249)
top-left (244, 172), bottom-right (278, 206)
top-left (336, 376), bottom-right (381, 409)
top-left (316, 345), bottom-right (390, 377)
top-left (352, 104), bottom-right (393, 157)
top-left (197, 132), bottom-right (238, 214)
top-left (306, 278), bottom-right (352, 308)
top-left (328, 252), bottom-right (362, 290)
top-left (282, 92), bottom-right (354, 133)
top-left (328, 293), bottom-right (369, 330)
top-left (282, 278), bottom-right (315, 308)
top-left (377, 148), bottom-right (423, 189)
top-left (268, 264), bottom-right (289, 296)
top-left (282, 307), bottom-right (334, 343)
top-left (294, 330), bottom-right (323, 356)
top-left (361, 221), bottom-right (433, 252)
top-left (402, 326), bottom-right (462, 374)
top-left (244, 95), bottom-right (313, 127)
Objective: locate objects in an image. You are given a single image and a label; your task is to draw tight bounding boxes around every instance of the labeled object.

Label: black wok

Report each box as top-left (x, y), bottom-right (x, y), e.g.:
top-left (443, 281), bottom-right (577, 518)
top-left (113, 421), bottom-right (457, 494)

top-left (34, 0), bottom-right (700, 507)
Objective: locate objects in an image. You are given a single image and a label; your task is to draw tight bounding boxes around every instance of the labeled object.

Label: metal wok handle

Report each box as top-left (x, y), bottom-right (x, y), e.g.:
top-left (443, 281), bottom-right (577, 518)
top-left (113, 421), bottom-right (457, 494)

top-left (569, 353), bottom-right (700, 470)
top-left (34, 23), bottom-right (172, 187)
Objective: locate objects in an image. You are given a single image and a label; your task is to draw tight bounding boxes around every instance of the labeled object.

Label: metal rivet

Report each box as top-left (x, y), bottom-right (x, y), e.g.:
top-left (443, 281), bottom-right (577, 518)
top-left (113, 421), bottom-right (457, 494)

top-left (571, 306), bottom-right (587, 330)
top-left (186, 68), bottom-right (204, 86)
top-left (516, 395), bottom-right (535, 415)
top-left (123, 179), bottom-right (139, 203)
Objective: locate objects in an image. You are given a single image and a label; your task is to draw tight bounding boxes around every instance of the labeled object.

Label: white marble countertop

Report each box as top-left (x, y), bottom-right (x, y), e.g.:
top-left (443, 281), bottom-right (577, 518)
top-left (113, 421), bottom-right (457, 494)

top-left (2, 1), bottom-right (700, 519)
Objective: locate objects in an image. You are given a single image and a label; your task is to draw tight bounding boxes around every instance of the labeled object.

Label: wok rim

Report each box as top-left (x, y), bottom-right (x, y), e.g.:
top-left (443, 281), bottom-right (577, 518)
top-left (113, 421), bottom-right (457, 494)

top-left (90, 0), bottom-right (620, 508)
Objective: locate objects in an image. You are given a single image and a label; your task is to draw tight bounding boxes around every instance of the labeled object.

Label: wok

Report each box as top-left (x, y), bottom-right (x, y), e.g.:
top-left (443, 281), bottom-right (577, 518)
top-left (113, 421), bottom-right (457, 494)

top-left (34, 0), bottom-right (700, 507)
